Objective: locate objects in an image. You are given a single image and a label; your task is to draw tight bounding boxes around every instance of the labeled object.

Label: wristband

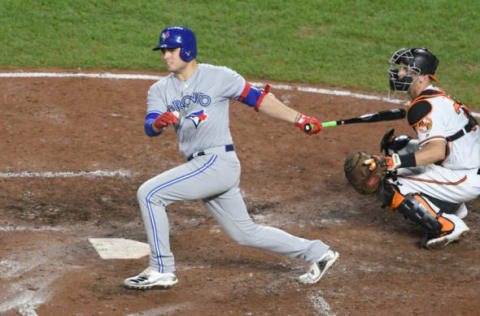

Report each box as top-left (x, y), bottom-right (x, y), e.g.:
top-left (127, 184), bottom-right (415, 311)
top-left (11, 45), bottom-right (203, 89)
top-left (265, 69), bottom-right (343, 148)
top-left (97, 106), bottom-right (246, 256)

top-left (398, 153), bottom-right (416, 168)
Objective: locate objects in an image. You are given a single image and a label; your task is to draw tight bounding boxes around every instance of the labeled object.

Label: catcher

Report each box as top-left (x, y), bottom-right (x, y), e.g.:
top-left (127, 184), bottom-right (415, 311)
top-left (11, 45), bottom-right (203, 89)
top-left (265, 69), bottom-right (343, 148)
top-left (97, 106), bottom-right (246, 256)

top-left (345, 48), bottom-right (480, 249)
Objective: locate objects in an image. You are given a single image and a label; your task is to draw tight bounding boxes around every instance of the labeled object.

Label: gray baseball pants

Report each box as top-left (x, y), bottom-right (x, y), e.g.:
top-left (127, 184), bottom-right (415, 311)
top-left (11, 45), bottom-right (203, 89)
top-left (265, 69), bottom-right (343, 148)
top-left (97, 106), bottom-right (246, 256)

top-left (137, 150), bottom-right (330, 273)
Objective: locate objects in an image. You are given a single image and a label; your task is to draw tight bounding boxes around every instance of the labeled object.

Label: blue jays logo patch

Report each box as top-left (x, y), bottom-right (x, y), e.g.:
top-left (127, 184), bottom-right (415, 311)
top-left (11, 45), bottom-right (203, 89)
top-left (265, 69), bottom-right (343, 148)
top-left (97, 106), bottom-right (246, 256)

top-left (186, 110), bottom-right (207, 128)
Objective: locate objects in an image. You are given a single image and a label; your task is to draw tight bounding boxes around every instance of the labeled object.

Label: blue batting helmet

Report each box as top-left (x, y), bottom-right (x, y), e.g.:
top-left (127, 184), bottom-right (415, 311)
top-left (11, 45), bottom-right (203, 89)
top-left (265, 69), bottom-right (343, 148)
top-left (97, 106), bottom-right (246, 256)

top-left (153, 26), bottom-right (197, 62)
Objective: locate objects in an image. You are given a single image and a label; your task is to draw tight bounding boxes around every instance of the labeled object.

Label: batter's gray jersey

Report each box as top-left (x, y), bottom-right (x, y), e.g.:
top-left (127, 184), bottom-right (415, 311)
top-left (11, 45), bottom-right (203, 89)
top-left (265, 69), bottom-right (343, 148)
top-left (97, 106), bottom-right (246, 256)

top-left (147, 64), bottom-right (246, 158)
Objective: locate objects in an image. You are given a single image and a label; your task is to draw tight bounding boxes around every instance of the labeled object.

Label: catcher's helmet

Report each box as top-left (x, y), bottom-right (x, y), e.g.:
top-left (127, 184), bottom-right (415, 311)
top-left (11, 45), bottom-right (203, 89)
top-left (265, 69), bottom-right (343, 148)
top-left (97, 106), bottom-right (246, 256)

top-left (153, 26), bottom-right (197, 62)
top-left (389, 48), bottom-right (439, 92)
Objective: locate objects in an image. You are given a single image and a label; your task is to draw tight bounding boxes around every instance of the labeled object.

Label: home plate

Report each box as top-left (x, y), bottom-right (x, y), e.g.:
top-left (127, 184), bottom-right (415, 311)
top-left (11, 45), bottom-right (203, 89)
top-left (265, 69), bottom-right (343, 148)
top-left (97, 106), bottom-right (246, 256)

top-left (89, 238), bottom-right (150, 259)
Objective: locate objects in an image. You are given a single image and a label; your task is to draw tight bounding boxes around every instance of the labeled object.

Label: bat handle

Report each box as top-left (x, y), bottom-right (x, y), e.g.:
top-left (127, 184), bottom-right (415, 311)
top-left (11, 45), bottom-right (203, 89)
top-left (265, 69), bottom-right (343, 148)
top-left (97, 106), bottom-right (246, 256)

top-left (305, 121), bottom-right (335, 132)
top-left (322, 121), bottom-right (338, 128)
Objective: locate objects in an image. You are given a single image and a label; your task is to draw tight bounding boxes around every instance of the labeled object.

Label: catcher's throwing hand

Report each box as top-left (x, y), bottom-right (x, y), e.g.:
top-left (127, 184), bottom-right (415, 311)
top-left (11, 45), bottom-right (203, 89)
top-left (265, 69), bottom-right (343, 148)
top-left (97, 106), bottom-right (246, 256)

top-left (153, 112), bottom-right (179, 130)
top-left (295, 113), bottom-right (323, 135)
top-left (364, 154), bottom-right (401, 171)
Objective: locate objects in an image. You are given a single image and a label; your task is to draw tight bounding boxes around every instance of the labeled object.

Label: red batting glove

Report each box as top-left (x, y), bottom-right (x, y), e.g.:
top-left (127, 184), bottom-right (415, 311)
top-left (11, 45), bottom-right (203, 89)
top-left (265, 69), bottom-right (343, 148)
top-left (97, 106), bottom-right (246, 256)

top-left (295, 113), bottom-right (323, 135)
top-left (153, 112), bottom-right (179, 130)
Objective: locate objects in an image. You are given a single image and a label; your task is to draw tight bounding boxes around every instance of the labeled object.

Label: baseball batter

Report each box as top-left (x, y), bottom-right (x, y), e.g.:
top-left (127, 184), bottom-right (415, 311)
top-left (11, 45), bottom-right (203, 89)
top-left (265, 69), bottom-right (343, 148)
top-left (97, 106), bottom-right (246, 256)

top-left (370, 48), bottom-right (480, 248)
top-left (124, 26), bottom-right (339, 289)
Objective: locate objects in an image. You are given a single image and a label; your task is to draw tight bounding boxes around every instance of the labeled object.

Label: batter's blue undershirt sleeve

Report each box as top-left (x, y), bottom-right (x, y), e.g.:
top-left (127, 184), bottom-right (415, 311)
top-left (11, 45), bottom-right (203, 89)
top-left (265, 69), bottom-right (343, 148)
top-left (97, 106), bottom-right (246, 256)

top-left (236, 83), bottom-right (270, 112)
top-left (144, 112), bottom-right (162, 137)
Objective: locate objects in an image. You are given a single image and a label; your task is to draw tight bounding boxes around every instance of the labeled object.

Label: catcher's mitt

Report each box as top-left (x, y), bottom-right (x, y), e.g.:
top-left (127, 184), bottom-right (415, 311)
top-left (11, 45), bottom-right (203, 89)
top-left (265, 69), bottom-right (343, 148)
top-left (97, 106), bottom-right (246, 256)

top-left (344, 151), bottom-right (387, 194)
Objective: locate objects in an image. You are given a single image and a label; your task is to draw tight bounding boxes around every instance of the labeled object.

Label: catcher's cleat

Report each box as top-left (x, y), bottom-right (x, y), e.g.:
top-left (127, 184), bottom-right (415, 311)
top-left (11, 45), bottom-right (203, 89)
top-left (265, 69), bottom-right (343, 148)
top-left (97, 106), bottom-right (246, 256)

top-left (455, 203), bottom-right (468, 219)
top-left (124, 267), bottom-right (178, 290)
top-left (297, 249), bottom-right (339, 285)
top-left (425, 213), bottom-right (470, 249)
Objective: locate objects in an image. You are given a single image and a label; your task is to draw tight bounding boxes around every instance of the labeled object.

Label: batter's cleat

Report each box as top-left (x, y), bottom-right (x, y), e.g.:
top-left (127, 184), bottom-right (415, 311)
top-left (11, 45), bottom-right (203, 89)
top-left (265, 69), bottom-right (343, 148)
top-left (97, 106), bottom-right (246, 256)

top-left (124, 267), bottom-right (178, 290)
top-left (297, 249), bottom-right (339, 285)
top-left (425, 214), bottom-right (470, 249)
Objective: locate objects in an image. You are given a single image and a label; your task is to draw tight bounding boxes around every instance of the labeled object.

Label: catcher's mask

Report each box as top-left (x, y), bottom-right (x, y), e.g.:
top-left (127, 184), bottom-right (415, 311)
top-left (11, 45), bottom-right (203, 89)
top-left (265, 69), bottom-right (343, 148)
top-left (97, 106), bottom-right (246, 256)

top-left (153, 26), bottom-right (197, 62)
top-left (388, 48), bottom-right (439, 92)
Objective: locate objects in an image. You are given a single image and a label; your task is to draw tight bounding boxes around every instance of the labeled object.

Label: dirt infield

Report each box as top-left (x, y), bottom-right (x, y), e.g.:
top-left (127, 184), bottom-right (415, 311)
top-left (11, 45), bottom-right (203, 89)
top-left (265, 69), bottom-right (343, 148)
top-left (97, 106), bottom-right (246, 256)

top-left (1, 71), bottom-right (479, 316)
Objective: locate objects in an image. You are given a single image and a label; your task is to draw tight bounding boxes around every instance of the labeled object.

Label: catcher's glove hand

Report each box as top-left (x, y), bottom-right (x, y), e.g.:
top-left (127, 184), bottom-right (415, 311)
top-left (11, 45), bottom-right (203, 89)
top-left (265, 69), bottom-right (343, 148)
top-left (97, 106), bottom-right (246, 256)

top-left (344, 151), bottom-right (388, 194)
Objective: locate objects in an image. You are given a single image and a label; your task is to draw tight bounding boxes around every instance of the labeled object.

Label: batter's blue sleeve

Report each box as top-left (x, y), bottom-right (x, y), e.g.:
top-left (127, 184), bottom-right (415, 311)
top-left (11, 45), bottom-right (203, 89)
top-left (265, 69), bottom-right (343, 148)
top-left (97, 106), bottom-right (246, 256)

top-left (144, 112), bottom-right (162, 137)
top-left (236, 83), bottom-right (270, 112)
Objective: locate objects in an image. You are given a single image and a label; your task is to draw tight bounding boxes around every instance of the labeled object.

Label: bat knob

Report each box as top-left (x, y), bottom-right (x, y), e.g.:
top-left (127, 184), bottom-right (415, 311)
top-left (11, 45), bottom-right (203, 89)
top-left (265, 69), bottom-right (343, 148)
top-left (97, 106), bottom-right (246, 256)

top-left (304, 124), bottom-right (312, 133)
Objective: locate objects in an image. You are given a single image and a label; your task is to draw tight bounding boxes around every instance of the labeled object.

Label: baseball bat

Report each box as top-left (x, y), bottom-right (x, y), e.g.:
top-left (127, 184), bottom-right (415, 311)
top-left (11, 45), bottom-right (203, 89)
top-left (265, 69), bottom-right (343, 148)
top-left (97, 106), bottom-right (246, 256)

top-left (304, 108), bottom-right (406, 132)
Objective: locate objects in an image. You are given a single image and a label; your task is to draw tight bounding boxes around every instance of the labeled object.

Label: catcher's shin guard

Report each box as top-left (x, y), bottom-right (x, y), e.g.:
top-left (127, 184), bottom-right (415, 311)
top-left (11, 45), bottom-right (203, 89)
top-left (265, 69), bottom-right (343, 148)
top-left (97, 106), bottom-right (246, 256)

top-left (397, 194), bottom-right (444, 236)
top-left (378, 183), bottom-right (454, 237)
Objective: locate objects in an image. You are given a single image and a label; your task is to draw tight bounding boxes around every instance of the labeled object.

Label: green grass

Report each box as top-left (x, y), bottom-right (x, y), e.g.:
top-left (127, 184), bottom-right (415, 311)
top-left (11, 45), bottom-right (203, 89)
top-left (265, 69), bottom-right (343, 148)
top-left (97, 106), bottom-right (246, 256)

top-left (0, 0), bottom-right (479, 106)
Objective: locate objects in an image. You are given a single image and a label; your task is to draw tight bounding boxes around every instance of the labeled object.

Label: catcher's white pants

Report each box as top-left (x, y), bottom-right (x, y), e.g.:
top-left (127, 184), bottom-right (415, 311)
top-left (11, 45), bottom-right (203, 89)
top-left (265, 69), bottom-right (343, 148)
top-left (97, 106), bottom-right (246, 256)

top-left (394, 165), bottom-right (480, 205)
top-left (137, 151), bottom-right (330, 273)
top-left (390, 140), bottom-right (480, 214)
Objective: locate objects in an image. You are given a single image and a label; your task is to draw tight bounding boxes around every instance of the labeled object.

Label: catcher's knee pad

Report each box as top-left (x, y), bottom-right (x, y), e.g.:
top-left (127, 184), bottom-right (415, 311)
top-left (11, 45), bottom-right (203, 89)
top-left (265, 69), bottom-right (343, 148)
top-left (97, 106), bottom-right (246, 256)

top-left (396, 194), bottom-right (455, 236)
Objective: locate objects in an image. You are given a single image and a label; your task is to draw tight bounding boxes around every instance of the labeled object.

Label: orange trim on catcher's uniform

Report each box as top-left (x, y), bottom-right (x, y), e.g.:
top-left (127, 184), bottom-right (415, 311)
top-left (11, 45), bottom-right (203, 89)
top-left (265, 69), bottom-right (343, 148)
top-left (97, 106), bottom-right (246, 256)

top-left (413, 87), bottom-right (468, 118)
top-left (407, 100), bottom-right (434, 128)
top-left (397, 175), bottom-right (467, 186)
top-left (410, 94), bottom-right (438, 105)
top-left (412, 87), bottom-right (447, 102)
top-left (418, 136), bottom-right (446, 146)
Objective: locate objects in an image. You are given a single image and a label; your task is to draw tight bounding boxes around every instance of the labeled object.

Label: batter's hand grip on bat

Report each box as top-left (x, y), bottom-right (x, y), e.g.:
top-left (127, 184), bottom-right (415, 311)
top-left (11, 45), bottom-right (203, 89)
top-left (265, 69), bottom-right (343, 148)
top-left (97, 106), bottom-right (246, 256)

top-left (303, 122), bottom-right (322, 134)
top-left (296, 113), bottom-right (322, 135)
top-left (304, 124), bottom-right (312, 133)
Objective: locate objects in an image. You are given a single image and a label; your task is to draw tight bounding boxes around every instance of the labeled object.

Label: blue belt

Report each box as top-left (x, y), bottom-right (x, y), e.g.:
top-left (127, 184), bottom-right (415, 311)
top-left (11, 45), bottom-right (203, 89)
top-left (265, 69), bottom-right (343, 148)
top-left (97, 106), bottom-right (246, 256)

top-left (187, 144), bottom-right (235, 161)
